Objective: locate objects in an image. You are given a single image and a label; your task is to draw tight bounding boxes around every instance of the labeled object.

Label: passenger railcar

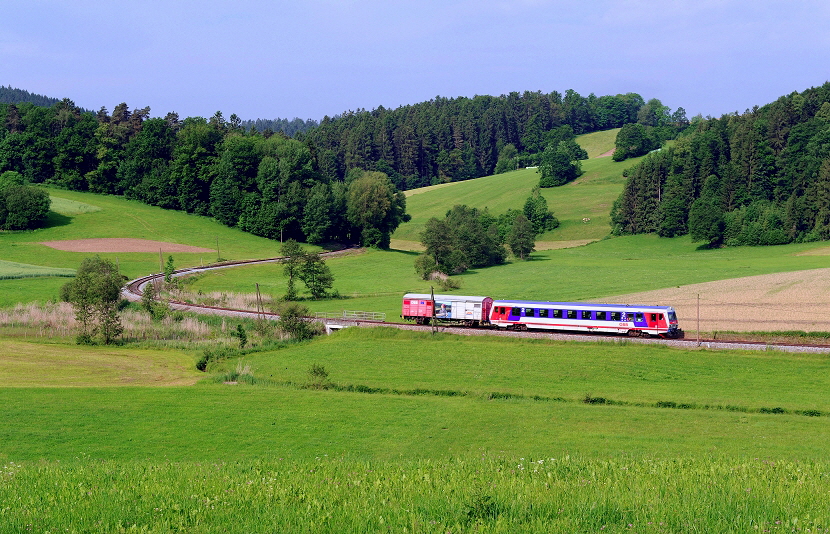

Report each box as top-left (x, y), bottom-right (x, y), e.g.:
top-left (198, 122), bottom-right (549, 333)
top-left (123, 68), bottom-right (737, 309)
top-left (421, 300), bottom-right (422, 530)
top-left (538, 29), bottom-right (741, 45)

top-left (490, 300), bottom-right (683, 338)
top-left (402, 293), bottom-right (493, 326)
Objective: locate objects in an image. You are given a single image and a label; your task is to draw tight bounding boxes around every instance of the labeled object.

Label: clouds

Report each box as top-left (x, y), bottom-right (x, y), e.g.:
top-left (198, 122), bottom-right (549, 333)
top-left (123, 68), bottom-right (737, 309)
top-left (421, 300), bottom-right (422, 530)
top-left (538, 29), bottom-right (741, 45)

top-left (3, 0), bottom-right (829, 121)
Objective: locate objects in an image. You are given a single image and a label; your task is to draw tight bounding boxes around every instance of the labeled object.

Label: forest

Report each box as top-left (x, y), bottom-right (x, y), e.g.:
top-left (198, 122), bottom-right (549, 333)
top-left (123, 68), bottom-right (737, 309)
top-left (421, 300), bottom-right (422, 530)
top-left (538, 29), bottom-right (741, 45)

top-left (611, 82), bottom-right (830, 246)
top-left (6, 82), bottom-right (830, 249)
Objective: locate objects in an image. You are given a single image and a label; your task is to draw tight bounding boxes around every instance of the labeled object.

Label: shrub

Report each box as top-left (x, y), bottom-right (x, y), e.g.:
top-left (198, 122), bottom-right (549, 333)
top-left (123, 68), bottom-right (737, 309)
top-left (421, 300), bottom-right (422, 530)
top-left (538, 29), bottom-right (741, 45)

top-left (306, 364), bottom-right (331, 389)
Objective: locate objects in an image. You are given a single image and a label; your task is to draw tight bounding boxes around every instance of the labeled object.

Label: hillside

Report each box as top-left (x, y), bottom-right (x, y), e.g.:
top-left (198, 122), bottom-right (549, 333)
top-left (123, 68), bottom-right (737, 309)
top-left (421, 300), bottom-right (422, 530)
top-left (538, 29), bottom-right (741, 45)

top-left (613, 82), bottom-right (830, 246)
top-left (0, 187), bottom-right (287, 307)
top-left (391, 128), bottom-right (634, 250)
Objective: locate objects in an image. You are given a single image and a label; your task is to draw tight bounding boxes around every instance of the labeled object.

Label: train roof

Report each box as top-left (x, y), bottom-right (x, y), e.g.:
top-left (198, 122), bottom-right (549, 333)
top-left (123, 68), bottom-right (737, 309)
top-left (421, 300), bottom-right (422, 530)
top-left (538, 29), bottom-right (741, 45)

top-left (403, 293), bottom-right (491, 302)
top-left (492, 299), bottom-right (674, 311)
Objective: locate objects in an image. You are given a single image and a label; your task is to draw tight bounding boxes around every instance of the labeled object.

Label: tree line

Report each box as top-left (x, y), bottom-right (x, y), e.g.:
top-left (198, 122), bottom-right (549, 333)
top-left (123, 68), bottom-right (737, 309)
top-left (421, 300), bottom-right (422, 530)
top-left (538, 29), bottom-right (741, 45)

top-left (0, 88), bottom-right (679, 247)
top-left (0, 101), bottom-right (407, 247)
top-left (611, 82), bottom-right (830, 246)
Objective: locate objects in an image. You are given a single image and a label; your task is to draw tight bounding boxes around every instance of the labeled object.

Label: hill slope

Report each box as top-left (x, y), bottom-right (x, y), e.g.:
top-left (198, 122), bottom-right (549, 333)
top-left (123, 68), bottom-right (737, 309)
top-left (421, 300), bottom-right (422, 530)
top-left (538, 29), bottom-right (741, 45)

top-left (391, 129), bottom-right (640, 249)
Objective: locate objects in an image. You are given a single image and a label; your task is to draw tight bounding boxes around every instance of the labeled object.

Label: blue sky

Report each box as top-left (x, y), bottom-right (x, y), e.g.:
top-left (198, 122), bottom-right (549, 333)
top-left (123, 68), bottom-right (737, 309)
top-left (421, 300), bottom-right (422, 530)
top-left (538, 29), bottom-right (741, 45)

top-left (3, 0), bottom-right (829, 122)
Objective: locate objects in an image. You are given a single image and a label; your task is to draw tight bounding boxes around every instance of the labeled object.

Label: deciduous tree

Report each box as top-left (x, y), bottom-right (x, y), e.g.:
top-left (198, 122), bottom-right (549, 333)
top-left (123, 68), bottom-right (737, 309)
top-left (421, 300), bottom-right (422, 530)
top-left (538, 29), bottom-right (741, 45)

top-left (61, 256), bottom-right (124, 344)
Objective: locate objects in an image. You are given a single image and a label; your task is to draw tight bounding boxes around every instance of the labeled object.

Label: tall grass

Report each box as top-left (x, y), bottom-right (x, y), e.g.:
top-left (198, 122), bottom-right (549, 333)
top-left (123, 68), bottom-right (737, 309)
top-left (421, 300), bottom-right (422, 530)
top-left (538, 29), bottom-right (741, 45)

top-left (0, 302), bottom-right (221, 343)
top-left (2, 456), bottom-right (828, 533)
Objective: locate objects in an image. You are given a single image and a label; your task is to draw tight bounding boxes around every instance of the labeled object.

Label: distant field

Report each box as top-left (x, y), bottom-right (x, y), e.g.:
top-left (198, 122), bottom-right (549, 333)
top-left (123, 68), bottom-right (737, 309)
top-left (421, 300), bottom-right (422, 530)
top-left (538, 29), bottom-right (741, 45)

top-left (48, 195), bottom-right (102, 216)
top-left (0, 188), bottom-right (294, 306)
top-left (611, 267), bottom-right (830, 333)
top-left (577, 127), bottom-right (620, 158)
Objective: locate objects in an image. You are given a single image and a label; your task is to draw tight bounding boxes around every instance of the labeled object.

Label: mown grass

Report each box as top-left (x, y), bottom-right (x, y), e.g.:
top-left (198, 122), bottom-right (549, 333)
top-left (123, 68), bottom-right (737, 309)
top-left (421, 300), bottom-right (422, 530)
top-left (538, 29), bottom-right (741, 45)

top-left (0, 339), bottom-right (202, 387)
top-left (3, 328), bottom-right (830, 462)
top-left (3, 456), bottom-right (828, 533)
top-left (224, 327), bottom-right (830, 414)
top-left (3, 381), bottom-right (830, 463)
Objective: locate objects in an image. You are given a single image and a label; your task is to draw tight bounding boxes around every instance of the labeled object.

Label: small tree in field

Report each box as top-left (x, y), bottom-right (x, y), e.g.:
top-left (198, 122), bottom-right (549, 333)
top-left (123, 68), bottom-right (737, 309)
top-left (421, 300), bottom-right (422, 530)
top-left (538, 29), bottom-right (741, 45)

top-left (61, 256), bottom-right (124, 344)
top-left (507, 214), bottom-right (536, 260)
top-left (299, 253), bottom-right (334, 299)
top-left (280, 240), bottom-right (304, 300)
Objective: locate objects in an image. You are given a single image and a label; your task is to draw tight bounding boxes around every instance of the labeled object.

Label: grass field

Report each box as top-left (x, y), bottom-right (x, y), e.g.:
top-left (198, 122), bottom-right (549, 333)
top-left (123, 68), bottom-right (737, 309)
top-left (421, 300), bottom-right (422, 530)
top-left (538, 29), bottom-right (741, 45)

top-left (4, 130), bottom-right (830, 530)
top-left (5, 455), bottom-right (828, 533)
top-left (3, 327), bottom-right (830, 531)
top-left (3, 329), bottom-right (830, 463)
top-left (0, 339), bottom-right (201, 387)
top-left (392, 130), bottom-right (637, 249)
top-left (184, 235), bottom-right (830, 331)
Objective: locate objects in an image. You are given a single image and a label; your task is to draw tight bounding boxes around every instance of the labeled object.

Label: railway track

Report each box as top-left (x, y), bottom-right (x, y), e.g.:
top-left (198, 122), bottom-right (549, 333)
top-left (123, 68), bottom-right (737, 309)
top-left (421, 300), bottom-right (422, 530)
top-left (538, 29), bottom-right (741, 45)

top-left (122, 256), bottom-right (830, 354)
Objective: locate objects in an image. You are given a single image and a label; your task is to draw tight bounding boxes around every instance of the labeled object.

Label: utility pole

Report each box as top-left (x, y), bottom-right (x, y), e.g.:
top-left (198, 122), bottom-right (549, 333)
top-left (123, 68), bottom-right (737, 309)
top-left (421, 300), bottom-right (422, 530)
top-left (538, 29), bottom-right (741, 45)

top-left (697, 293), bottom-right (701, 347)
top-left (431, 286), bottom-right (437, 336)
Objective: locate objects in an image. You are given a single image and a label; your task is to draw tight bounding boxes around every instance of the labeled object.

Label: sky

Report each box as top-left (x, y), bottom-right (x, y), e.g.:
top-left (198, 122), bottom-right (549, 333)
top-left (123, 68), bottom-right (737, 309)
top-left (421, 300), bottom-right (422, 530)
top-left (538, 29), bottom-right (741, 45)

top-left (4, 0), bottom-right (830, 122)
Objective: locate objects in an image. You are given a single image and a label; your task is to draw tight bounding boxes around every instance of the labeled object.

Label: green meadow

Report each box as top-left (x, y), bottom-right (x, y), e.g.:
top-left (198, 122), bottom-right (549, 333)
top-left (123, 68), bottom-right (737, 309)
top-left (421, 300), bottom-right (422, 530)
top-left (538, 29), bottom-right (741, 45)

top-left (3, 129), bottom-right (830, 531)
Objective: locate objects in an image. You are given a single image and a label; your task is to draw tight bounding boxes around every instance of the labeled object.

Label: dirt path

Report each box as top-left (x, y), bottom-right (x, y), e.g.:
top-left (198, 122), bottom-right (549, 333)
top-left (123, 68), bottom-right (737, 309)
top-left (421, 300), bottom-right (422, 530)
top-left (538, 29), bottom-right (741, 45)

top-left (595, 148), bottom-right (615, 158)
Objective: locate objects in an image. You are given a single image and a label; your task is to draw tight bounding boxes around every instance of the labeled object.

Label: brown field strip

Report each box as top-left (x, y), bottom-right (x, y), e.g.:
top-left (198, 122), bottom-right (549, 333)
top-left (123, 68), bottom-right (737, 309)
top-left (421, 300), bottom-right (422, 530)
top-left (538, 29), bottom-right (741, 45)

top-left (607, 267), bottom-right (830, 333)
top-left (39, 238), bottom-right (215, 253)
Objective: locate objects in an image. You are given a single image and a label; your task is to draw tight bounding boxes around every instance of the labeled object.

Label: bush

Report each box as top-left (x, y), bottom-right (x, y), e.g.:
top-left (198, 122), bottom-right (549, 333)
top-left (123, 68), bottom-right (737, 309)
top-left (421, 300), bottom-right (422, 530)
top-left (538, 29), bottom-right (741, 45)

top-left (306, 364), bottom-right (331, 389)
top-left (274, 301), bottom-right (321, 340)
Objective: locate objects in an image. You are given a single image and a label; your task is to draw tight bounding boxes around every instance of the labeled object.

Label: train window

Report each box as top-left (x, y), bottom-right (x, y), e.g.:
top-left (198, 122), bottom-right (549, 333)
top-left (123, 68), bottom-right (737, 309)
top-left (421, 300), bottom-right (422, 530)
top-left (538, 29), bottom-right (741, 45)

top-left (650, 313), bottom-right (657, 322)
top-left (539, 309), bottom-right (549, 318)
top-left (657, 314), bottom-right (664, 321)
top-left (511, 307), bottom-right (521, 316)
top-left (567, 310), bottom-right (576, 319)
top-left (596, 312), bottom-right (606, 321)
top-left (610, 312), bottom-right (621, 321)
top-left (553, 309), bottom-right (562, 318)
top-left (581, 310), bottom-right (591, 320)
top-left (635, 313), bottom-right (644, 322)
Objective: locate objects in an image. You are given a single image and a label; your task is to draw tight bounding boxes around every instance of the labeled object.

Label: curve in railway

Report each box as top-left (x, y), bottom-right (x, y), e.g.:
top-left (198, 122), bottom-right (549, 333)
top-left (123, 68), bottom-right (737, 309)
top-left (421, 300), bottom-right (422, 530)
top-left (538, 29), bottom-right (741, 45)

top-left (122, 254), bottom-right (830, 354)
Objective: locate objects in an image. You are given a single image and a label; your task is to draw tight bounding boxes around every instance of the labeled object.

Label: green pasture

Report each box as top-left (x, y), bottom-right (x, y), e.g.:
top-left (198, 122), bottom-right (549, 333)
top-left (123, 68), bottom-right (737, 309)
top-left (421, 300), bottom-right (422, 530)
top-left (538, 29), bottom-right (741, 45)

top-left (576, 127), bottom-right (620, 158)
top-left (240, 328), bottom-right (830, 413)
top-left (2, 328), bottom-right (830, 464)
top-left (186, 235), bottom-right (830, 321)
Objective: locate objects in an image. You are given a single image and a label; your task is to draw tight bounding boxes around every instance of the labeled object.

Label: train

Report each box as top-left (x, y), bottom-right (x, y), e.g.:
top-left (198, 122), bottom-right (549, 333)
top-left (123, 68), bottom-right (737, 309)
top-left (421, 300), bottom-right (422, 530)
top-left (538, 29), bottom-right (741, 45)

top-left (402, 293), bottom-right (683, 338)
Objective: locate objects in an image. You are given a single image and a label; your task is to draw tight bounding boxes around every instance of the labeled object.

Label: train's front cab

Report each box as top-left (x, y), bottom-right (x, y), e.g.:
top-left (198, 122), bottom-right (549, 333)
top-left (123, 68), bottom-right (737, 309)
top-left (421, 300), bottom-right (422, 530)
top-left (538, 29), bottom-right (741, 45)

top-left (660, 307), bottom-right (683, 338)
